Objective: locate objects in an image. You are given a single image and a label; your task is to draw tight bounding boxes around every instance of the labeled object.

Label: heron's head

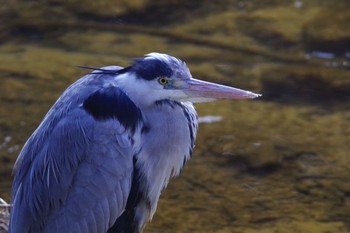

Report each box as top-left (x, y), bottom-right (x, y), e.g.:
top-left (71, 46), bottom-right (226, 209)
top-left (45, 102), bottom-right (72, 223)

top-left (115, 53), bottom-right (260, 107)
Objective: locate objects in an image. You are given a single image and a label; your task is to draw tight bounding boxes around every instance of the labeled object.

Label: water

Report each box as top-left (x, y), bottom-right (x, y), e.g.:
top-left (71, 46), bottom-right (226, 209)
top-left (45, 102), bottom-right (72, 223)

top-left (1, 1), bottom-right (350, 232)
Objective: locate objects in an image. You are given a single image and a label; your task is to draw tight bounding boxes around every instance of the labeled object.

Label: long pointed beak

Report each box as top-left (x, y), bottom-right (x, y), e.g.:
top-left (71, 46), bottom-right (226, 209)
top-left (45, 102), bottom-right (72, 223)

top-left (183, 78), bottom-right (261, 100)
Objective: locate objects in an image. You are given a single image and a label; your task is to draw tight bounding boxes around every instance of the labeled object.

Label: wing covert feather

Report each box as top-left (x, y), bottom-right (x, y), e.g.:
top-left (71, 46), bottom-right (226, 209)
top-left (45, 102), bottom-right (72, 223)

top-left (10, 107), bottom-right (135, 233)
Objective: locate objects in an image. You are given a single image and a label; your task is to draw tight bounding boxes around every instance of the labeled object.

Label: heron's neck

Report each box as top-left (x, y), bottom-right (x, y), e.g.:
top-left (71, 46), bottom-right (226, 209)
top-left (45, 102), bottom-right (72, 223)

top-left (133, 100), bottom-right (197, 221)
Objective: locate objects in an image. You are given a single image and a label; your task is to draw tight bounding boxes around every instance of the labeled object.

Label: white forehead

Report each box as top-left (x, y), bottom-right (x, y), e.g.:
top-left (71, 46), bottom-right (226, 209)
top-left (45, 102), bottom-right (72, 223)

top-left (145, 52), bottom-right (173, 61)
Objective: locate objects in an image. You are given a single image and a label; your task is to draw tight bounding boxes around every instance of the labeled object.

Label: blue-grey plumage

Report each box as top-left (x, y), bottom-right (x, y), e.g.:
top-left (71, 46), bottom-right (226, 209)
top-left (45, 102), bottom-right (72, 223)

top-left (9, 53), bottom-right (260, 233)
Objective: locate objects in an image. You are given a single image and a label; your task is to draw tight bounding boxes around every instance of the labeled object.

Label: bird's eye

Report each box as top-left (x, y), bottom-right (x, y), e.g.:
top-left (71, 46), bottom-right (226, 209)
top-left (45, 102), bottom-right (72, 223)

top-left (158, 77), bottom-right (169, 85)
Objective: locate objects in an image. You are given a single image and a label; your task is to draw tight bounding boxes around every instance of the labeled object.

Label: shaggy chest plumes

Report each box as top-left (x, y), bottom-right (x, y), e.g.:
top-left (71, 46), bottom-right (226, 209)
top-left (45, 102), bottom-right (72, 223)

top-left (110, 99), bottom-right (198, 233)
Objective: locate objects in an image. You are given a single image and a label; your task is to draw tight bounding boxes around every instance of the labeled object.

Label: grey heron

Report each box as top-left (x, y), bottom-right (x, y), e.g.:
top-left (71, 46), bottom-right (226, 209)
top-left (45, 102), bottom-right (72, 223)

top-left (9, 53), bottom-right (260, 233)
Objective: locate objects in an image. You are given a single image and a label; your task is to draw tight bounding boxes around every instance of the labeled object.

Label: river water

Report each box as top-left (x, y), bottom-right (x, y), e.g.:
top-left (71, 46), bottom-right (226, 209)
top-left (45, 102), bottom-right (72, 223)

top-left (1, 1), bottom-right (350, 232)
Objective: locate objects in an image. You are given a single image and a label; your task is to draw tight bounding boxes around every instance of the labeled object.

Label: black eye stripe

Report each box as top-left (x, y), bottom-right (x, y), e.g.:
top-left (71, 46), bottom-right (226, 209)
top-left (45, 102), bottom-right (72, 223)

top-left (132, 59), bottom-right (173, 81)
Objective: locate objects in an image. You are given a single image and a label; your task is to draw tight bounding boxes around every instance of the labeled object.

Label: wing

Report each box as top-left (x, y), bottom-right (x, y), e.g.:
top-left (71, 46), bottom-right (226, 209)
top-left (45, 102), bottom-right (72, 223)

top-left (10, 71), bottom-right (143, 233)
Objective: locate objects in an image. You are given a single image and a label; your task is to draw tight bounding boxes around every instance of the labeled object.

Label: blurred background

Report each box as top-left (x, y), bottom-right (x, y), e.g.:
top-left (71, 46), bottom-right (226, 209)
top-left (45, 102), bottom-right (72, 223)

top-left (1, 0), bottom-right (350, 232)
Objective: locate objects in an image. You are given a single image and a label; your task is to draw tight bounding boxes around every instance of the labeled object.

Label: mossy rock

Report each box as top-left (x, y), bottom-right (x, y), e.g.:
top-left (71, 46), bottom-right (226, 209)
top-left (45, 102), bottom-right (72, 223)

top-left (303, 7), bottom-right (350, 54)
top-left (236, 6), bottom-right (319, 50)
top-left (259, 64), bottom-right (350, 109)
